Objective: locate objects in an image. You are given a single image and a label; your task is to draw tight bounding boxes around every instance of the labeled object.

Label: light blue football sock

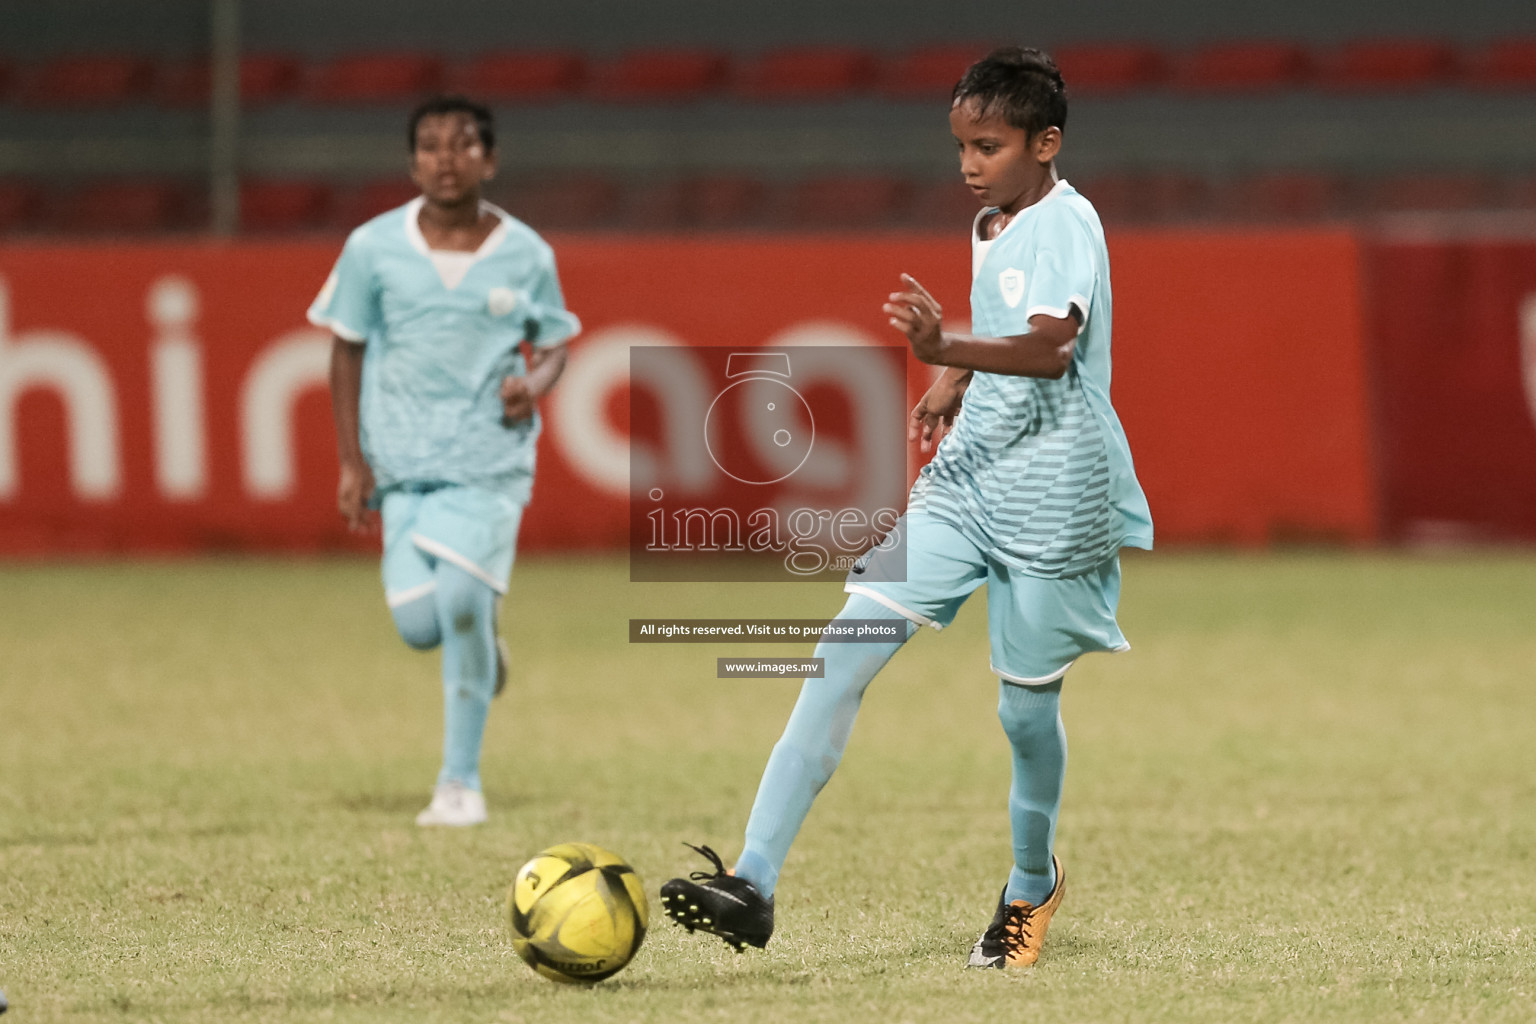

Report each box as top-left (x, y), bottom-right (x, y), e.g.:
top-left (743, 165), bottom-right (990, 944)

top-left (433, 562), bottom-right (499, 792)
top-left (734, 594), bottom-right (917, 899)
top-left (998, 678), bottom-right (1066, 907)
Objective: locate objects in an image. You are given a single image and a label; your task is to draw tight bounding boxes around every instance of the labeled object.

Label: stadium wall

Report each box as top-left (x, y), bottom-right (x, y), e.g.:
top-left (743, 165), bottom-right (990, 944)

top-left (0, 228), bottom-right (1529, 557)
top-left (1364, 234), bottom-right (1536, 544)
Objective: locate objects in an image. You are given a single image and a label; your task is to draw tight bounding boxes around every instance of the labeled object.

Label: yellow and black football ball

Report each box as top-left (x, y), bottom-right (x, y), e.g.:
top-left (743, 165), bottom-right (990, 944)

top-left (506, 842), bottom-right (648, 983)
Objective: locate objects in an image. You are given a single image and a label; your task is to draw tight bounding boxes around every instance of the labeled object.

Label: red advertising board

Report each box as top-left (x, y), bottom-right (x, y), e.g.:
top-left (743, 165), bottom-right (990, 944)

top-left (1111, 229), bottom-right (1376, 545)
top-left (0, 229), bottom-right (1379, 557)
top-left (1365, 235), bottom-right (1536, 542)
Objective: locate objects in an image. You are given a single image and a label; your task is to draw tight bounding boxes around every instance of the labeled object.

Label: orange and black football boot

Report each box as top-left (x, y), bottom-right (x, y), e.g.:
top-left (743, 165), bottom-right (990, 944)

top-left (966, 856), bottom-right (1065, 968)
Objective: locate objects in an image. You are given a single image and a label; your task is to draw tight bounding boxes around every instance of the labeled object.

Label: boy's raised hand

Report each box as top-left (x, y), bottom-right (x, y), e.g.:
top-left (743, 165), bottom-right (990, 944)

top-left (884, 273), bottom-right (944, 363)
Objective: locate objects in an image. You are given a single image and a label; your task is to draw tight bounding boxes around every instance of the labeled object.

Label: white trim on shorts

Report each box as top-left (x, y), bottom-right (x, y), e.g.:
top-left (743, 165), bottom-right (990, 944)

top-left (385, 580), bottom-right (438, 609)
top-left (844, 583), bottom-right (945, 631)
top-left (993, 660), bottom-right (1074, 686)
top-left (992, 640), bottom-right (1130, 687)
top-left (410, 533), bottom-right (508, 594)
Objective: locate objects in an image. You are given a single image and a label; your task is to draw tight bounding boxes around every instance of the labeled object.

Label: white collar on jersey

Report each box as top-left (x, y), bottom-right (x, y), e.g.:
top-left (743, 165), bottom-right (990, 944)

top-left (403, 196), bottom-right (512, 290)
top-left (971, 177), bottom-right (1071, 245)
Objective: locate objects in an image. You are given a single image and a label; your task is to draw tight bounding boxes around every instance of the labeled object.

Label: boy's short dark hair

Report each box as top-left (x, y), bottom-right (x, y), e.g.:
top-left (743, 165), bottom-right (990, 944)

top-left (952, 47), bottom-right (1068, 136)
top-left (407, 94), bottom-right (496, 152)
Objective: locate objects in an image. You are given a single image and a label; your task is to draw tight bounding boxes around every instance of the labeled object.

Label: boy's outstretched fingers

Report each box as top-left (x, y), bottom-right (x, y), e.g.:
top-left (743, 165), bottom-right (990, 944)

top-left (885, 294), bottom-right (931, 333)
top-left (901, 273), bottom-right (942, 314)
top-left (889, 274), bottom-right (942, 329)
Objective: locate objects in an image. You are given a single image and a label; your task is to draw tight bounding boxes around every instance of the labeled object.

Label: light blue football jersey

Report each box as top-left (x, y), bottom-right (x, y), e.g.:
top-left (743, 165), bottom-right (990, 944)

top-left (308, 197), bottom-right (581, 504)
top-left (908, 179), bottom-right (1153, 578)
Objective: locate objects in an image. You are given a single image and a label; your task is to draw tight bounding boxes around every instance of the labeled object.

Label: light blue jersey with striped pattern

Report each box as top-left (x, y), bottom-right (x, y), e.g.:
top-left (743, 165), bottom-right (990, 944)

top-left (907, 179), bottom-right (1152, 578)
top-left (308, 197), bottom-right (581, 504)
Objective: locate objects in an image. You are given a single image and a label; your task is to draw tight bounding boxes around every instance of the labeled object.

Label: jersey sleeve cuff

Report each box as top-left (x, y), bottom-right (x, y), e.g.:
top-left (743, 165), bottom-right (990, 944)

top-left (530, 311), bottom-right (582, 348)
top-left (307, 309), bottom-right (367, 343)
top-left (1025, 295), bottom-right (1091, 327)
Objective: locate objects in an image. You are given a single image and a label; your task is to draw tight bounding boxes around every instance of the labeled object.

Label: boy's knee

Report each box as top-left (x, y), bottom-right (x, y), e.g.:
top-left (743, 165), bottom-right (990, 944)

top-left (391, 597), bottom-right (440, 650)
top-left (997, 681), bottom-right (1062, 744)
top-left (435, 567), bottom-right (495, 635)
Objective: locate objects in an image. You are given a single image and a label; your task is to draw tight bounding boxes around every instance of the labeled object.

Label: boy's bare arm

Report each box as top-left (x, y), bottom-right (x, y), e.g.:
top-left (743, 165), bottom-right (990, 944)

top-left (885, 273), bottom-right (1079, 380)
top-left (328, 336), bottom-right (375, 532)
top-left (500, 343), bottom-right (569, 424)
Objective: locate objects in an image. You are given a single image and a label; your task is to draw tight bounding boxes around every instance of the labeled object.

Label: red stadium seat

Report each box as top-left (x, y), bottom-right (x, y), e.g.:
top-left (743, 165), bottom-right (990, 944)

top-left (1222, 173), bottom-right (1345, 220)
top-left (617, 180), bottom-right (774, 234)
top-left (44, 180), bottom-right (192, 233)
top-left (688, 175), bottom-right (769, 228)
top-left (329, 179), bottom-right (420, 228)
top-left (1316, 39), bottom-right (1457, 90)
top-left (239, 54), bottom-right (303, 104)
top-left (17, 55), bottom-right (156, 106)
top-left (492, 175), bottom-right (622, 230)
top-left (153, 59), bottom-right (202, 106)
top-left (0, 61), bottom-right (14, 101)
top-left (1172, 42), bottom-right (1311, 93)
top-left (879, 45), bottom-right (988, 100)
top-left (619, 175), bottom-right (770, 230)
top-left (1070, 176), bottom-right (1136, 223)
top-left (240, 180), bottom-right (332, 232)
top-left (787, 174), bottom-right (909, 228)
top-left (446, 51), bottom-right (586, 102)
top-left (1052, 44), bottom-right (1166, 95)
top-left (588, 49), bottom-right (728, 102)
top-left (1364, 174), bottom-right (1492, 212)
top-left (733, 47), bottom-right (876, 100)
top-left (1463, 39), bottom-right (1536, 89)
top-left (1138, 173), bottom-right (1212, 220)
top-left (0, 181), bottom-right (41, 233)
top-left (1501, 176), bottom-right (1536, 208)
top-left (304, 52), bottom-right (443, 104)
top-left (620, 179), bottom-right (693, 230)
top-left (1074, 174), bottom-right (1211, 222)
top-left (909, 178), bottom-right (982, 228)
top-left (154, 54), bottom-right (301, 107)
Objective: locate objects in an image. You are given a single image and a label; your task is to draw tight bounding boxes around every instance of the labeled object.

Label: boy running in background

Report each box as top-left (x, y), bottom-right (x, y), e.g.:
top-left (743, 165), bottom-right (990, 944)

top-left (312, 95), bottom-right (580, 827)
top-left (661, 47), bottom-right (1152, 967)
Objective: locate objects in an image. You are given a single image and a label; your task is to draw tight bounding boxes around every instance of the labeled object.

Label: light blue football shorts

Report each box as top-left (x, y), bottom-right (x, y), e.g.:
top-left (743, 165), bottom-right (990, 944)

top-left (844, 512), bottom-right (1130, 684)
top-left (379, 484), bottom-right (525, 608)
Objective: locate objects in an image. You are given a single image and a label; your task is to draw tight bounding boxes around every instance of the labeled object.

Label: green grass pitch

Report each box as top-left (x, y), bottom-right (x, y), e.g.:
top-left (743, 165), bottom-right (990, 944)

top-left (3, 552), bottom-right (1534, 1023)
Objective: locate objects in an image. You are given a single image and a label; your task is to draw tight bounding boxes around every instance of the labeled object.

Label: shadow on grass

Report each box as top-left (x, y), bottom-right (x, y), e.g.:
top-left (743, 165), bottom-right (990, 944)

top-left (1, 821), bottom-right (263, 848)
top-left (75, 978), bottom-right (518, 1018)
top-left (1045, 926), bottom-right (1132, 966)
top-left (71, 967), bottom-right (800, 1019)
top-left (572, 968), bottom-right (811, 994)
top-left (334, 790), bottom-right (433, 814)
top-left (333, 790), bottom-right (533, 814)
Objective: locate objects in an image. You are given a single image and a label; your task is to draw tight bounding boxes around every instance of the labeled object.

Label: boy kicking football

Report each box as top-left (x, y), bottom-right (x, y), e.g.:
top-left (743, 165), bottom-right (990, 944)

top-left (661, 46), bottom-right (1152, 966)
top-left (313, 95), bottom-right (581, 826)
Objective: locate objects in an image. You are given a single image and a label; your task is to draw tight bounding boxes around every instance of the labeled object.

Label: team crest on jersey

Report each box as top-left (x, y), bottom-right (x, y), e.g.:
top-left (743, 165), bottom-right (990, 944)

top-left (999, 268), bottom-right (1025, 308)
top-left (487, 287), bottom-right (519, 317)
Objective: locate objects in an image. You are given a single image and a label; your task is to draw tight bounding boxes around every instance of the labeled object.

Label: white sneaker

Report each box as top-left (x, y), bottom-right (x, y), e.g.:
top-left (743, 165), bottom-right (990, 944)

top-left (414, 781), bottom-right (487, 827)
